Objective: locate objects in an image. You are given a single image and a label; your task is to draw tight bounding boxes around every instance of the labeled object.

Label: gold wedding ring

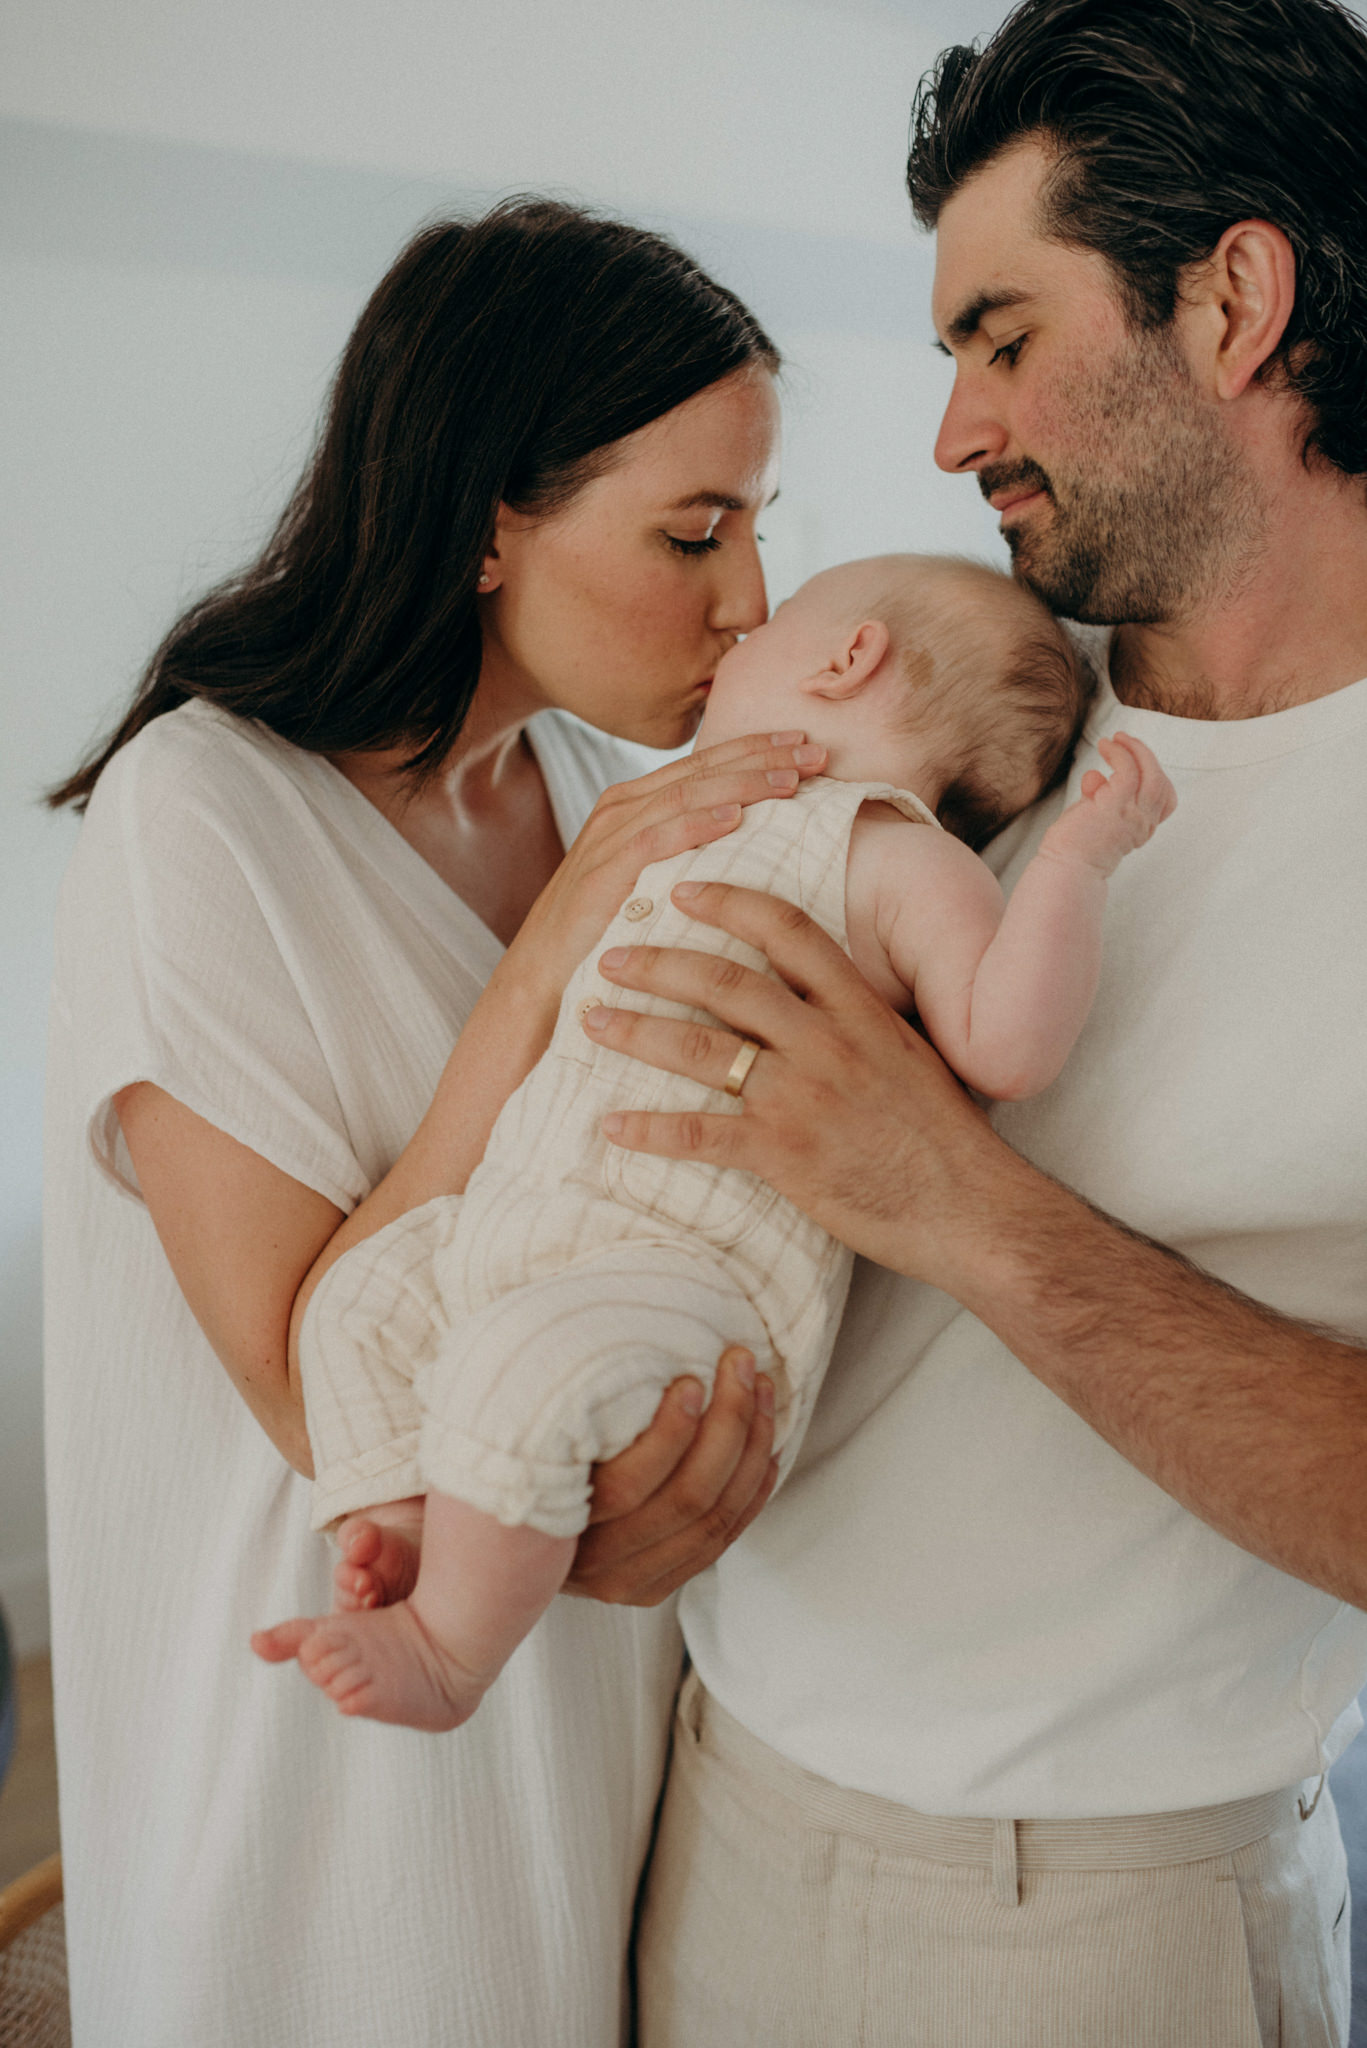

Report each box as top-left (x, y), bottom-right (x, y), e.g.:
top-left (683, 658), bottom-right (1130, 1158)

top-left (723, 1037), bottom-right (761, 1099)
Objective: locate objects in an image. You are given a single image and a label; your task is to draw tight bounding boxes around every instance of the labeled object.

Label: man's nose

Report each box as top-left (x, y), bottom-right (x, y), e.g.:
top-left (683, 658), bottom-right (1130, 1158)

top-left (933, 372), bottom-right (1009, 476)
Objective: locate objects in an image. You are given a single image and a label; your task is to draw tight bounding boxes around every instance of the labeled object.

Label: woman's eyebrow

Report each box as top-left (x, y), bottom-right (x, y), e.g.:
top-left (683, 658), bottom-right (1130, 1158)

top-left (666, 490), bottom-right (746, 512)
top-left (665, 486), bottom-right (782, 512)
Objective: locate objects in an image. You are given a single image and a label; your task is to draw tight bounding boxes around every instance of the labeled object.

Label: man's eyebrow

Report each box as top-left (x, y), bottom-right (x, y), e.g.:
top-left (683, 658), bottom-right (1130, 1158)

top-left (939, 289), bottom-right (1033, 349)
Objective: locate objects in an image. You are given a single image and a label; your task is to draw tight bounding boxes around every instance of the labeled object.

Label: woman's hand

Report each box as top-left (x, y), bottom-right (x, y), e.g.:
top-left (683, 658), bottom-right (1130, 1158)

top-left (584, 880), bottom-right (1002, 1285)
top-left (565, 1349), bottom-right (779, 1605)
top-left (501, 733), bottom-right (826, 1010)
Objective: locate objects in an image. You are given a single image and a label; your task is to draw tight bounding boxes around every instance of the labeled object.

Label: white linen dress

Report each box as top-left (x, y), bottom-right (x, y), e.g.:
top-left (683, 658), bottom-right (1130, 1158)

top-left (43, 698), bottom-right (684, 2048)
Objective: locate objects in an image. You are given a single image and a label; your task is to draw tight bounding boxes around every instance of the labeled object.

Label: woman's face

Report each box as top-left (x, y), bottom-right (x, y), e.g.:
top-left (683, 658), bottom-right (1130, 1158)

top-left (479, 367), bottom-right (781, 750)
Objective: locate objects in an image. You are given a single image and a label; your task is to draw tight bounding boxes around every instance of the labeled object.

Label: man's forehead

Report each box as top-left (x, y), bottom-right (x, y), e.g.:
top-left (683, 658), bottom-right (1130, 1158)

top-left (929, 140), bottom-right (1053, 337)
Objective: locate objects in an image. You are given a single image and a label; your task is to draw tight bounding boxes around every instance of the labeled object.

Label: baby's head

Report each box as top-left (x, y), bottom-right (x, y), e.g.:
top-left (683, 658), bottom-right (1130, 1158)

top-left (698, 554), bottom-right (1093, 845)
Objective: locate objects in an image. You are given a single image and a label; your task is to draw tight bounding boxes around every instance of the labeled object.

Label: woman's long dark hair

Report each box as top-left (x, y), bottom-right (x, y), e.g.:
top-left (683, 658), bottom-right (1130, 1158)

top-left (50, 199), bottom-right (779, 810)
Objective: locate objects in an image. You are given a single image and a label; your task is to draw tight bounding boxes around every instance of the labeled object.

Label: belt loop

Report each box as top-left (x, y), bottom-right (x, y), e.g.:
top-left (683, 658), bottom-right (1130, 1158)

top-left (991, 1818), bottom-right (1021, 1907)
top-left (1298, 1775), bottom-right (1325, 1822)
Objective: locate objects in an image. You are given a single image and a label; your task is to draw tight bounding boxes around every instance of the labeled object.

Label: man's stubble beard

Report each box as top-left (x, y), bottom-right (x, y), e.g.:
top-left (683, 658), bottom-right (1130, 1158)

top-left (983, 322), bottom-right (1265, 629)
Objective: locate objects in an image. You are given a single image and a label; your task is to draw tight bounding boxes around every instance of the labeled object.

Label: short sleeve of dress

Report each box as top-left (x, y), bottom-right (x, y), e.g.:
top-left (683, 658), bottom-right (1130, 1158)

top-left (53, 712), bottom-right (369, 1214)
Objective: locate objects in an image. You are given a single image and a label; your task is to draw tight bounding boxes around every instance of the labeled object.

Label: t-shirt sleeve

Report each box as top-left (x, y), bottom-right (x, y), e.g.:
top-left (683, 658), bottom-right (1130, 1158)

top-left (53, 718), bottom-right (369, 1213)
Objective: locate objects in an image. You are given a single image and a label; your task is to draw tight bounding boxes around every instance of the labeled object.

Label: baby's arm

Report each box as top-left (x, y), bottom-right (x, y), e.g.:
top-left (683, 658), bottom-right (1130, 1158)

top-left (253, 1491), bottom-right (574, 1730)
top-left (848, 735), bottom-right (1175, 1099)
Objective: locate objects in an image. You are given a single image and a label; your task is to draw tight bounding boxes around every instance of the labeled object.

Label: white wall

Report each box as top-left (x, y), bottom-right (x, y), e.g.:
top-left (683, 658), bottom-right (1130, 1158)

top-left (0, 0), bottom-right (1013, 1654)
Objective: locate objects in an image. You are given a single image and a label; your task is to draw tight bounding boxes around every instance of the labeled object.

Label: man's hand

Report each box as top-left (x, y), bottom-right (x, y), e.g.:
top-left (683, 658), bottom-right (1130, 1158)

top-left (566, 1348), bottom-right (778, 1605)
top-left (584, 879), bottom-right (1000, 1287)
top-left (580, 877), bottom-right (1367, 1609)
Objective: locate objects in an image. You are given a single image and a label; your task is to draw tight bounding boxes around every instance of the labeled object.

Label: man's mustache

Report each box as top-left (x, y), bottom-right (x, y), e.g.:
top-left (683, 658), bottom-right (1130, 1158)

top-left (977, 459), bottom-right (1053, 505)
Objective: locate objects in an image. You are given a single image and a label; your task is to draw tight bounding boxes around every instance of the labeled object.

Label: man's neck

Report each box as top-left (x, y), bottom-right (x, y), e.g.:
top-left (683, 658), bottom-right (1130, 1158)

top-left (1109, 459), bottom-right (1367, 719)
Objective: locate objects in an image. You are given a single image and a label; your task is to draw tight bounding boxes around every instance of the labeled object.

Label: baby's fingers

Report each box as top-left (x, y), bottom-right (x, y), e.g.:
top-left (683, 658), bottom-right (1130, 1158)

top-left (1096, 733), bottom-right (1142, 795)
top-left (1112, 732), bottom-right (1177, 822)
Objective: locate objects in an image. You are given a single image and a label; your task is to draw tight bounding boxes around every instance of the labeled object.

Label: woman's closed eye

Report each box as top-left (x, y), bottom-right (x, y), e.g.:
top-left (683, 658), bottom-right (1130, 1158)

top-left (665, 532), bottom-right (723, 556)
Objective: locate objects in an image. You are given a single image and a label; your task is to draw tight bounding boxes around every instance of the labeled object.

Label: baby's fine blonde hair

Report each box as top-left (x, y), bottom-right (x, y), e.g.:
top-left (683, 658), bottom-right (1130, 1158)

top-left (825, 555), bottom-right (1095, 846)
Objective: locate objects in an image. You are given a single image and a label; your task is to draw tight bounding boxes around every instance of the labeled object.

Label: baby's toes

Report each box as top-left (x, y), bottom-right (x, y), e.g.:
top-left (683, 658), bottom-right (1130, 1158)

top-left (333, 1561), bottom-right (382, 1613)
top-left (337, 1516), bottom-right (385, 1568)
top-left (251, 1616), bottom-right (315, 1663)
top-left (299, 1622), bottom-right (363, 1692)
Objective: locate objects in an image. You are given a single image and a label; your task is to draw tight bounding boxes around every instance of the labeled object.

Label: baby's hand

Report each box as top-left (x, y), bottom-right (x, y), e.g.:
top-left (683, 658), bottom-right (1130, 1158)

top-left (1042, 733), bottom-right (1176, 878)
top-left (333, 1498), bottom-right (424, 1612)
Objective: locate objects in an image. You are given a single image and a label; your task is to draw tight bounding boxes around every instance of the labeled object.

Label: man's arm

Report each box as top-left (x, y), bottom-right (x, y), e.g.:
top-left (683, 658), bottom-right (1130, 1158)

top-left (583, 880), bottom-right (1367, 1609)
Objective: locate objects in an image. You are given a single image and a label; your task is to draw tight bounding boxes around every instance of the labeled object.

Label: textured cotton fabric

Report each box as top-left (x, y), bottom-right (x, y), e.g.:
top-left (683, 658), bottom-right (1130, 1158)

top-left (682, 663), bottom-right (1367, 1820)
top-left (637, 1675), bottom-right (1351, 2048)
top-left (43, 699), bottom-right (684, 2048)
top-left (303, 777), bottom-right (938, 1537)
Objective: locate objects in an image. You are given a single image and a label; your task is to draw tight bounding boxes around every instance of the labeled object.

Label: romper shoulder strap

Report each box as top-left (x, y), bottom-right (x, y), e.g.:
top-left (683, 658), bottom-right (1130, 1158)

top-left (794, 776), bottom-right (941, 952)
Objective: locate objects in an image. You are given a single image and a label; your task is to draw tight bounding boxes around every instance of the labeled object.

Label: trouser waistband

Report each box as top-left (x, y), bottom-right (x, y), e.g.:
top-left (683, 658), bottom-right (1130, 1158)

top-left (680, 1672), bottom-right (1309, 1907)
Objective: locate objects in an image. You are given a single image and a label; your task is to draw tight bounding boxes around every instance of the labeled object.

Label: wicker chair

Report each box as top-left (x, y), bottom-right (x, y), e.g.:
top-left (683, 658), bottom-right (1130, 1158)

top-left (0, 1855), bottom-right (70, 2047)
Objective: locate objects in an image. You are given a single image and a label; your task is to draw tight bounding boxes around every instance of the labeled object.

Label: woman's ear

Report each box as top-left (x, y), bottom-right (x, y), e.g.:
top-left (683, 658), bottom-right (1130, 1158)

top-left (1181, 219), bottom-right (1296, 404)
top-left (805, 619), bottom-right (890, 700)
top-left (482, 500), bottom-right (535, 593)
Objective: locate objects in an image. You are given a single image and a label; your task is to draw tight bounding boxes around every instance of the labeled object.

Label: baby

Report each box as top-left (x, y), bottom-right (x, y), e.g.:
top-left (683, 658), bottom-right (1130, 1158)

top-left (254, 554), bottom-right (1174, 1730)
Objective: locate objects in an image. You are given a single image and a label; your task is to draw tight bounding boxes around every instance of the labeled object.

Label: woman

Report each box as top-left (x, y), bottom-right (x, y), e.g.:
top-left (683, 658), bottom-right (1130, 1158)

top-left (44, 199), bottom-right (815, 2047)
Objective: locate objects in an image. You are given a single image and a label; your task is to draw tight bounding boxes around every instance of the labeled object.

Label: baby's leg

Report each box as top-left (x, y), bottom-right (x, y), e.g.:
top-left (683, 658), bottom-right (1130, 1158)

top-left (253, 1493), bottom-right (574, 1731)
top-left (423, 1244), bottom-right (776, 1535)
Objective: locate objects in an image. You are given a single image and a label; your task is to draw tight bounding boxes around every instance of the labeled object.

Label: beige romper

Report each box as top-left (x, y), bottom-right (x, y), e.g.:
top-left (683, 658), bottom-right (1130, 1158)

top-left (301, 776), bottom-right (938, 1538)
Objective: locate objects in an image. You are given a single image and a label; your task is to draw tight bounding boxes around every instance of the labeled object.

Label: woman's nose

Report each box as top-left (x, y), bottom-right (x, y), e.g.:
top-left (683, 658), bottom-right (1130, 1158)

top-left (933, 371), bottom-right (1008, 476)
top-left (713, 534), bottom-right (769, 634)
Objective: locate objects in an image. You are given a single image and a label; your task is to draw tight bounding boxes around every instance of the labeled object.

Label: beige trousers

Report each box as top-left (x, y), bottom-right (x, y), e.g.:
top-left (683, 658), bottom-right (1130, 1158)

top-left (636, 1674), bottom-right (1351, 2048)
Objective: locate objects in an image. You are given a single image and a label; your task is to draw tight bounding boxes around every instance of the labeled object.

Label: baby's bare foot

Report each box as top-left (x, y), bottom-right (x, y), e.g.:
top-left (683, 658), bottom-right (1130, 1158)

top-left (252, 1602), bottom-right (487, 1732)
top-left (333, 1499), bottom-right (424, 1612)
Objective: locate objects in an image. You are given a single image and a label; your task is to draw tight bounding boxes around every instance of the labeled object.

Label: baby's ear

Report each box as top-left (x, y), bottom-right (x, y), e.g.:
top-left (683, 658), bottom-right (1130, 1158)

top-left (806, 619), bottom-right (890, 700)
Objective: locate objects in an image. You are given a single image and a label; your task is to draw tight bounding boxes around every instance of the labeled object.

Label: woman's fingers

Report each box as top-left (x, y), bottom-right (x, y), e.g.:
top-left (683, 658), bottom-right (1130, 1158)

top-left (593, 741), bottom-right (827, 847)
top-left (601, 730), bottom-right (818, 804)
top-left (621, 751), bottom-right (824, 834)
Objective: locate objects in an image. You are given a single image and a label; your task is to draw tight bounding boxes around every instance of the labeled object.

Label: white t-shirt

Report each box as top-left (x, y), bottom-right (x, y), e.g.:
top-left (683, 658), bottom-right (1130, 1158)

top-left (682, 666), bottom-right (1367, 1820)
top-left (43, 699), bottom-right (683, 2048)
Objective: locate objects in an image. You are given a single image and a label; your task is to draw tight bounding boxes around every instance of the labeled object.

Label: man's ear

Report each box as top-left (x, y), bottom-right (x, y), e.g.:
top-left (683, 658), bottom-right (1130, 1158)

top-left (1182, 219), bottom-right (1296, 403)
top-left (805, 619), bottom-right (890, 700)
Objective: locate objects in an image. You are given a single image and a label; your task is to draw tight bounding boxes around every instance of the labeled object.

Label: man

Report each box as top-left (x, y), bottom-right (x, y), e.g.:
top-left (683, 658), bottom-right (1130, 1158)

top-left (594, 2), bottom-right (1367, 2040)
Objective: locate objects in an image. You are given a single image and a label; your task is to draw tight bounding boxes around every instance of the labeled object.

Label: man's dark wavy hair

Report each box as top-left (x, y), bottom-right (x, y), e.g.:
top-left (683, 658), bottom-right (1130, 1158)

top-left (907, 0), bottom-right (1367, 480)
